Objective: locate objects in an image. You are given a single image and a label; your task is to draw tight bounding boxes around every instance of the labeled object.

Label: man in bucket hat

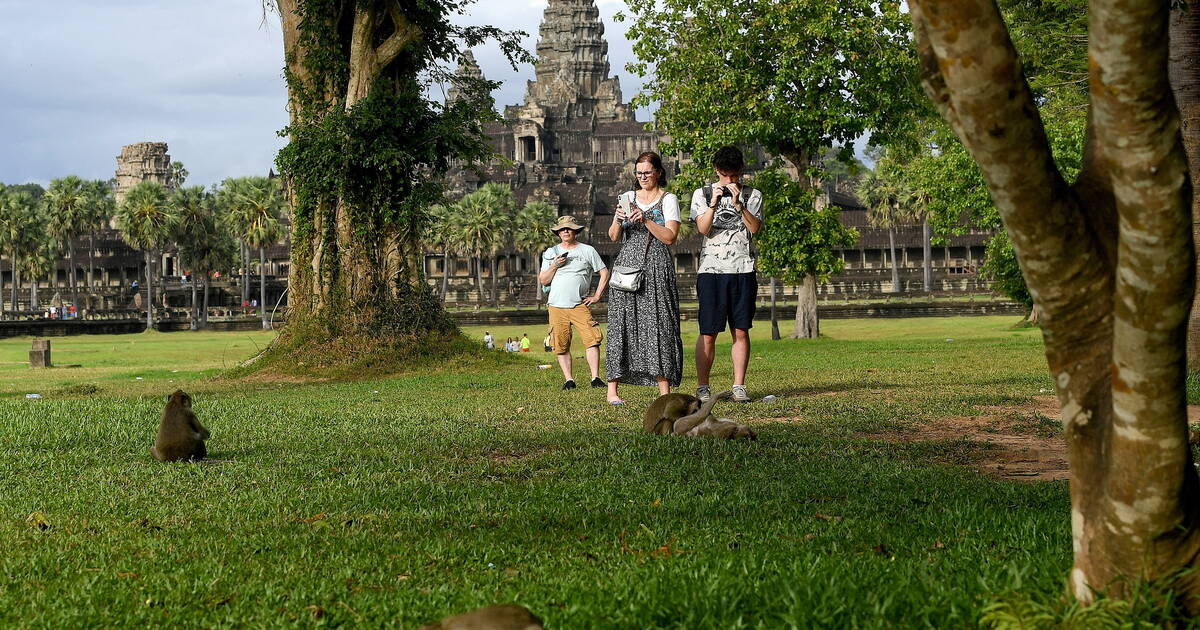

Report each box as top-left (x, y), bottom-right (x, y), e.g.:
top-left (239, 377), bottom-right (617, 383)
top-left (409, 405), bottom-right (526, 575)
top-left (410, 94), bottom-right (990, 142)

top-left (538, 215), bottom-right (609, 390)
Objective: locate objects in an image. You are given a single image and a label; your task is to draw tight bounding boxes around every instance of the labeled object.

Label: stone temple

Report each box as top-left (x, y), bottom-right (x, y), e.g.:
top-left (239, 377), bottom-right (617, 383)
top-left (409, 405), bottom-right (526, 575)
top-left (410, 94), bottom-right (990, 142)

top-left (114, 142), bottom-right (175, 205)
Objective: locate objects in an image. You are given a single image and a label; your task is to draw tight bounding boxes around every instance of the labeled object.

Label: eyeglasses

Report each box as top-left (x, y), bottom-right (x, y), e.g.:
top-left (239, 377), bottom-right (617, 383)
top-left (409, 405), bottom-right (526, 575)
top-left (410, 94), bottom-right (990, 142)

top-left (635, 171), bottom-right (656, 178)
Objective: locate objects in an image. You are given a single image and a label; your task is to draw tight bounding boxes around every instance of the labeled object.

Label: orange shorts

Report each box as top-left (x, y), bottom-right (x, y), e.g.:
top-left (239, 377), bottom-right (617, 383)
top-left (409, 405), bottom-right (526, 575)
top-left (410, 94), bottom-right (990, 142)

top-left (548, 304), bottom-right (603, 354)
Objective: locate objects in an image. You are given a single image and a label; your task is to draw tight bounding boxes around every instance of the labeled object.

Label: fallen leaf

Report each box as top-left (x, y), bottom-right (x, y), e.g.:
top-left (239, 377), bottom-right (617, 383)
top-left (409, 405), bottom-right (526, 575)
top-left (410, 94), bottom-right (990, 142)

top-left (397, 574), bottom-right (411, 581)
top-left (812, 513), bottom-right (843, 522)
top-left (117, 572), bottom-right (140, 579)
top-left (298, 513), bottom-right (326, 524)
top-left (873, 544), bottom-right (893, 558)
top-left (306, 605), bottom-right (325, 619)
top-left (516, 406), bottom-right (525, 413)
top-left (650, 498), bottom-right (661, 508)
top-left (26, 512), bottom-right (51, 531)
top-left (930, 540), bottom-right (945, 550)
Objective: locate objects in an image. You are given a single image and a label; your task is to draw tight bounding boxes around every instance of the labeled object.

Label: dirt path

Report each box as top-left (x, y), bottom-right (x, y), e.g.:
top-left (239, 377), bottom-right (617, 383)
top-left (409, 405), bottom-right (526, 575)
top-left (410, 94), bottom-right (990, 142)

top-left (859, 398), bottom-right (1200, 482)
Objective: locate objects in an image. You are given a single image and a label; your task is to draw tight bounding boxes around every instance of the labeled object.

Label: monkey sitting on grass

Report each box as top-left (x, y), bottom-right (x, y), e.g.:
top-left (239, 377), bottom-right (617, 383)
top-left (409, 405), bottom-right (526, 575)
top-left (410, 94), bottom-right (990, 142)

top-left (151, 390), bottom-right (210, 462)
top-left (670, 390), bottom-right (757, 440)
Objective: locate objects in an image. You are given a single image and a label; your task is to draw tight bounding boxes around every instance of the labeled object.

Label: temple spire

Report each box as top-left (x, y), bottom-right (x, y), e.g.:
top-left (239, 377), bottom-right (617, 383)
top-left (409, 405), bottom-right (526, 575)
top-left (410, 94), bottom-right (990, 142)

top-left (448, 50), bottom-right (485, 106)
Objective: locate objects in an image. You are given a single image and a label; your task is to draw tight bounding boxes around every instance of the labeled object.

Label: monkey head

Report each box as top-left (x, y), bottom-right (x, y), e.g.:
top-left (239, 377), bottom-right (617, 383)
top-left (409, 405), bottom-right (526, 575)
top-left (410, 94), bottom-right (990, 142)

top-left (168, 390), bottom-right (192, 408)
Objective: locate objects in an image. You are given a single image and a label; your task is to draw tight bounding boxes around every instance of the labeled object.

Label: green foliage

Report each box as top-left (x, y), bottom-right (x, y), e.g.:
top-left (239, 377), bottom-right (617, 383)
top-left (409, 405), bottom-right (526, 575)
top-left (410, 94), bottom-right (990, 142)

top-left (43, 176), bottom-right (87, 247)
top-left (622, 0), bottom-right (924, 182)
top-left (980, 579), bottom-right (1195, 629)
top-left (217, 177), bottom-right (284, 249)
top-left (981, 231), bottom-right (1035, 310)
top-left (172, 186), bottom-right (237, 279)
top-left (753, 167), bottom-right (857, 283)
top-left (115, 181), bottom-right (177, 253)
top-left (0, 190), bottom-right (56, 283)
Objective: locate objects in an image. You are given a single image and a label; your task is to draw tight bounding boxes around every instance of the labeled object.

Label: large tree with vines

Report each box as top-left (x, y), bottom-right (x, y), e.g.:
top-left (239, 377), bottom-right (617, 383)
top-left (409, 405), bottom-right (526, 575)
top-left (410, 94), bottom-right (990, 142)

top-left (267, 0), bottom-right (523, 352)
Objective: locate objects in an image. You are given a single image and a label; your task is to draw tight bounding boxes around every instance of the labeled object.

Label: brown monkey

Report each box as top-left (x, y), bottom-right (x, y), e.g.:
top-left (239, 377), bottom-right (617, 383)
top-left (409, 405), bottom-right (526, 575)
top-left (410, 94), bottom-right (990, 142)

top-left (151, 390), bottom-right (210, 462)
top-left (684, 416), bottom-right (757, 440)
top-left (643, 392), bottom-right (702, 434)
top-left (671, 390), bottom-right (732, 435)
top-left (419, 604), bottom-right (543, 630)
top-left (672, 390), bottom-right (757, 440)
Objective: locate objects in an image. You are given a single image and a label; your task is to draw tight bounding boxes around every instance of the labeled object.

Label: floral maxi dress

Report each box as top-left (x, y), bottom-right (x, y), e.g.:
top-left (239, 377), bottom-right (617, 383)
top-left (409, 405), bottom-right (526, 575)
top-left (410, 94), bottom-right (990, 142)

top-left (605, 196), bottom-right (683, 387)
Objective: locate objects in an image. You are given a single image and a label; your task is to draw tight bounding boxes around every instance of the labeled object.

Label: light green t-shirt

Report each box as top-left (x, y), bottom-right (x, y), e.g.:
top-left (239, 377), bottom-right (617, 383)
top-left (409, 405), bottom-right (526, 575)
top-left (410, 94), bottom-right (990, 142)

top-left (541, 243), bottom-right (606, 308)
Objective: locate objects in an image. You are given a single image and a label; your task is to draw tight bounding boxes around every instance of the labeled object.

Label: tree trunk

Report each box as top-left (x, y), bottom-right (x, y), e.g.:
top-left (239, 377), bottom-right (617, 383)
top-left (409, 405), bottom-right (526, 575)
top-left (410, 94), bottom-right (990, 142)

top-left (474, 257), bottom-right (485, 307)
top-left (67, 240), bottom-right (78, 308)
top-left (30, 272), bottom-right (38, 310)
top-left (201, 275), bottom-right (210, 329)
top-left (769, 277), bottom-right (781, 340)
top-left (922, 217), bottom-right (933, 292)
top-left (240, 240), bottom-right (249, 306)
top-left (491, 255), bottom-right (499, 309)
top-left (88, 231), bottom-right (95, 295)
top-left (145, 251), bottom-right (154, 331)
top-left (440, 253), bottom-right (451, 302)
top-left (190, 274), bottom-right (198, 330)
top-left (912, 0), bottom-right (1200, 608)
top-left (1174, 2), bottom-right (1200, 369)
top-left (8, 251), bottom-right (16, 314)
top-left (887, 226), bottom-right (900, 292)
top-left (260, 247), bottom-right (270, 330)
top-left (793, 274), bottom-right (818, 339)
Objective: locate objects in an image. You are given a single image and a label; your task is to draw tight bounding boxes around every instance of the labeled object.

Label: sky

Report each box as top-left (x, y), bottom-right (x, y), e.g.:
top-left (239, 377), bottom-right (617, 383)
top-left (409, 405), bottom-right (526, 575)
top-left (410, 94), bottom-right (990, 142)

top-left (0, 0), bottom-right (641, 191)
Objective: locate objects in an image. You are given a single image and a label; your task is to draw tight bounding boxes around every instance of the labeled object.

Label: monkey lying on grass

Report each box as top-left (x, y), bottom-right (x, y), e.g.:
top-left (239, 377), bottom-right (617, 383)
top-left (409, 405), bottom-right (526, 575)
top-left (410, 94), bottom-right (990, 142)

top-left (644, 390), bottom-right (757, 440)
top-left (151, 390), bottom-right (210, 462)
top-left (419, 604), bottom-right (543, 630)
top-left (642, 392), bottom-right (703, 434)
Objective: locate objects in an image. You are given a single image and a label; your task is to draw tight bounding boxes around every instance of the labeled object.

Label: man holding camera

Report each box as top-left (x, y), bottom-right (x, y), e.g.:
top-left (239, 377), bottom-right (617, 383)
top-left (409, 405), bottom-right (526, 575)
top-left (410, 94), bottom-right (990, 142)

top-left (539, 215), bottom-right (610, 391)
top-left (689, 145), bottom-right (763, 403)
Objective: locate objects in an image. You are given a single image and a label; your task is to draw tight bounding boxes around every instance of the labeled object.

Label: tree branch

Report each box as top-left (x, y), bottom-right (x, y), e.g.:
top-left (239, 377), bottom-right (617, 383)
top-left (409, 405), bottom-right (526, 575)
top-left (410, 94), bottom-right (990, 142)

top-left (378, 1), bottom-right (422, 69)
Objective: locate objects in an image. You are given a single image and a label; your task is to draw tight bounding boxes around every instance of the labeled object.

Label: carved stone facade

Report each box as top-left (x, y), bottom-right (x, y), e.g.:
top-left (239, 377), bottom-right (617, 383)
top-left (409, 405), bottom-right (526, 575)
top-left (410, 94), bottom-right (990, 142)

top-left (114, 142), bottom-right (174, 205)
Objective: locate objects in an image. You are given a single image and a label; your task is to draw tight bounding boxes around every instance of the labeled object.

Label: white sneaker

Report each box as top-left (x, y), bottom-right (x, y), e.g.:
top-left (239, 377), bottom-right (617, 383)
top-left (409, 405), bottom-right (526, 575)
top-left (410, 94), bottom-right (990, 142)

top-left (731, 385), bottom-right (751, 403)
top-left (696, 385), bottom-right (711, 403)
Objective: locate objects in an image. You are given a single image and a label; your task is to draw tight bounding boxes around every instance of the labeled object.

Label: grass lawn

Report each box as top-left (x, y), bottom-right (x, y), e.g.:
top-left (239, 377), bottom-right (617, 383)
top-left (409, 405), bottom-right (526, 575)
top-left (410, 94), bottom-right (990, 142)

top-left (0, 317), bottom-right (1092, 627)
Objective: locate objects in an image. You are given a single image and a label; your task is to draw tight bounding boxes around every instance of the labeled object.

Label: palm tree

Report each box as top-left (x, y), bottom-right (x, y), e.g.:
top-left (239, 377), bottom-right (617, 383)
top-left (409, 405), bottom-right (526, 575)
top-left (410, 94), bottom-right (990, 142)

top-left (173, 186), bottom-right (236, 330)
top-left (79, 180), bottom-right (115, 301)
top-left (474, 183), bottom-right (516, 309)
top-left (512, 200), bottom-right (557, 309)
top-left (857, 169), bottom-right (904, 293)
top-left (425, 203), bottom-right (459, 303)
top-left (900, 185), bottom-right (934, 292)
top-left (222, 177), bottom-right (284, 329)
top-left (456, 188), bottom-right (509, 308)
top-left (116, 181), bottom-right (177, 330)
top-left (0, 191), bottom-right (41, 313)
top-left (44, 176), bottom-right (87, 309)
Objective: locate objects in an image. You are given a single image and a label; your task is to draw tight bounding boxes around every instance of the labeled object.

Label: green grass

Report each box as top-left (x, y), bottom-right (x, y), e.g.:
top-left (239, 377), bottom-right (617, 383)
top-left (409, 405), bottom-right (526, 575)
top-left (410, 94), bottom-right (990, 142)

top-left (0, 316), bottom-right (1093, 627)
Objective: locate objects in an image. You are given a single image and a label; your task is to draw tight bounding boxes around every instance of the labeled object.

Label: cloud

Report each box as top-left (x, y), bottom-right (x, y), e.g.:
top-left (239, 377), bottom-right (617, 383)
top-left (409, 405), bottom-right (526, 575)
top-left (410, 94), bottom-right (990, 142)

top-left (0, 0), bottom-right (645, 190)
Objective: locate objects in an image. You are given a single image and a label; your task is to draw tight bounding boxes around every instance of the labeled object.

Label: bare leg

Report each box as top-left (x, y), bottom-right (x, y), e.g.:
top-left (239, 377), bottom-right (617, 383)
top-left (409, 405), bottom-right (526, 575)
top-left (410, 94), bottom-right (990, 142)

top-left (607, 380), bottom-right (623, 403)
top-left (556, 352), bottom-right (573, 382)
top-left (656, 377), bottom-right (671, 396)
top-left (695, 333), bottom-right (717, 386)
top-left (585, 345), bottom-right (601, 380)
top-left (731, 328), bottom-right (750, 386)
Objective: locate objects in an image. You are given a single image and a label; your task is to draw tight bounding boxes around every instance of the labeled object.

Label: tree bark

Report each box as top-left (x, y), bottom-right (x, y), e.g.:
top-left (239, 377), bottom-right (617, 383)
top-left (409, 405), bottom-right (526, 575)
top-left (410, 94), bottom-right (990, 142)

top-left (474, 257), bottom-right (485, 307)
top-left (887, 226), bottom-right (899, 292)
top-left (793, 274), bottom-right (819, 339)
top-left (240, 240), bottom-right (249, 307)
top-left (769, 277), bottom-right (781, 340)
top-left (912, 0), bottom-right (1200, 608)
top-left (67, 240), bottom-right (78, 309)
top-left (201, 274), bottom-right (210, 329)
top-left (490, 256), bottom-right (499, 309)
top-left (1173, 2), bottom-right (1200, 369)
top-left (922, 217), bottom-right (933, 292)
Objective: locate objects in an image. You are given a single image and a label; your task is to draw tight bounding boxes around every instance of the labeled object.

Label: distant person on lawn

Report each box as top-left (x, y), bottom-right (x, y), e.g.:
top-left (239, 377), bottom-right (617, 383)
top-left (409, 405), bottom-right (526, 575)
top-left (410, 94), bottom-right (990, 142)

top-left (520, 334), bottom-right (531, 352)
top-left (538, 215), bottom-right (609, 391)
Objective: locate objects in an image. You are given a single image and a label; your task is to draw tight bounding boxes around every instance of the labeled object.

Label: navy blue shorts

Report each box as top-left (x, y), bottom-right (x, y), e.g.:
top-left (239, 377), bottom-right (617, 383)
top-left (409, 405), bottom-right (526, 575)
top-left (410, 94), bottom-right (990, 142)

top-left (697, 272), bottom-right (757, 335)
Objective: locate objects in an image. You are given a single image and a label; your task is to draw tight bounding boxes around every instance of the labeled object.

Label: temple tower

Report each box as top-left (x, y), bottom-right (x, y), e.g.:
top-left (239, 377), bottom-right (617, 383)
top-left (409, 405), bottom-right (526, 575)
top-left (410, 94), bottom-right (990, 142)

top-left (114, 142), bottom-right (173, 205)
top-left (447, 51), bottom-right (485, 106)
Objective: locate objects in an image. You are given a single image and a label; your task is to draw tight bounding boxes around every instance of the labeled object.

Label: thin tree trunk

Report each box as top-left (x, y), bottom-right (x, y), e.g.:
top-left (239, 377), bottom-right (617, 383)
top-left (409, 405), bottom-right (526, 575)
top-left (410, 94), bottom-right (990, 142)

top-left (30, 272), bottom-right (38, 310)
top-left (793, 274), bottom-right (818, 339)
top-left (145, 250), bottom-right (153, 331)
top-left (190, 273), bottom-right (198, 330)
top-left (440, 253), bottom-right (451, 303)
top-left (887, 226), bottom-right (900, 292)
top-left (202, 275), bottom-right (210, 328)
top-left (11, 252), bottom-right (18, 313)
top-left (241, 240), bottom-right (249, 306)
top-left (922, 217), bottom-right (933, 292)
top-left (68, 240), bottom-right (78, 309)
top-left (88, 231), bottom-right (95, 295)
top-left (260, 247), bottom-right (270, 330)
top-left (474, 256), bottom-right (485, 308)
top-left (491, 255), bottom-right (499, 309)
top-left (769, 277), bottom-right (781, 340)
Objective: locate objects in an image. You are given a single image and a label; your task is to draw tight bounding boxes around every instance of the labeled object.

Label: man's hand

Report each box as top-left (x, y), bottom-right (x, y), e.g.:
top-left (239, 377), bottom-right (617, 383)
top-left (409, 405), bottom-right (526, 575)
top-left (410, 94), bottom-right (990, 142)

top-left (582, 293), bottom-right (602, 306)
top-left (726, 182), bottom-right (742, 203)
top-left (708, 187), bottom-right (723, 207)
top-left (555, 254), bottom-right (569, 268)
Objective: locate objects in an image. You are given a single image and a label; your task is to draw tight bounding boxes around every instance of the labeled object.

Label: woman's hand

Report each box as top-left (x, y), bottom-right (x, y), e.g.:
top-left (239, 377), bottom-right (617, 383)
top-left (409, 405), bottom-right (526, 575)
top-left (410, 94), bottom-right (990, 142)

top-left (614, 205), bottom-right (626, 223)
